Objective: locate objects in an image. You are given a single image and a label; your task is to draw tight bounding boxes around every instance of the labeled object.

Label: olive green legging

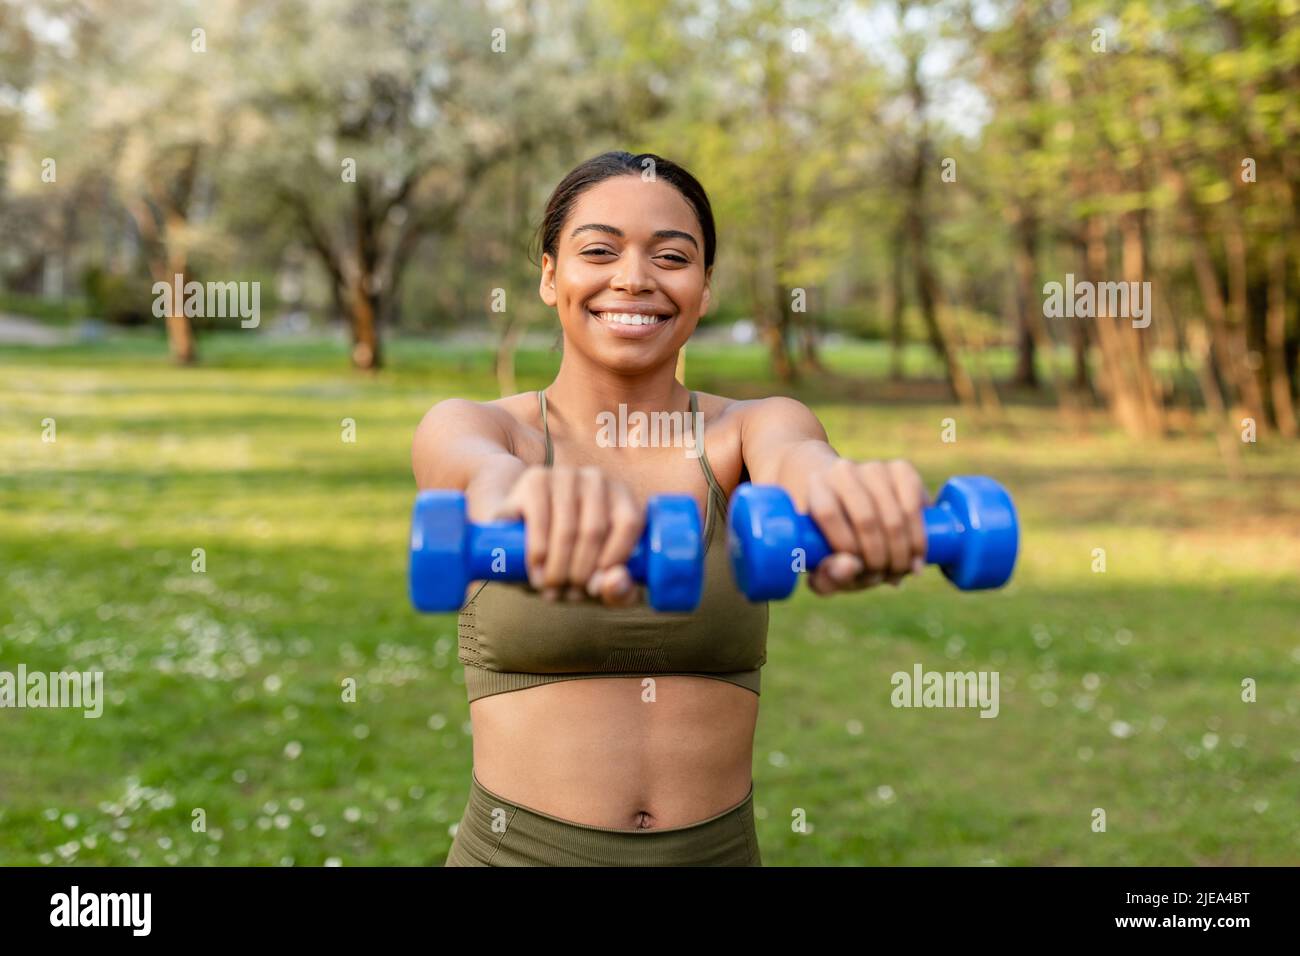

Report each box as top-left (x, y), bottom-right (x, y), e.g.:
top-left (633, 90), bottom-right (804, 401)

top-left (444, 771), bottom-right (762, 866)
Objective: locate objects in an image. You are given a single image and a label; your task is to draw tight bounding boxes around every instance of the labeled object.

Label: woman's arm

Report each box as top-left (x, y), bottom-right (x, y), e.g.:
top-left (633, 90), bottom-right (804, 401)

top-left (411, 398), bottom-right (641, 605)
top-left (739, 397), bottom-right (929, 594)
top-left (412, 399), bottom-right (528, 521)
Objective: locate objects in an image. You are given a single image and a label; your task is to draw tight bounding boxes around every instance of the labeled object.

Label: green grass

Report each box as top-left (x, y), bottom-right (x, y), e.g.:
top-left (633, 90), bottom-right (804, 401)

top-left (1, 334), bottom-right (1298, 866)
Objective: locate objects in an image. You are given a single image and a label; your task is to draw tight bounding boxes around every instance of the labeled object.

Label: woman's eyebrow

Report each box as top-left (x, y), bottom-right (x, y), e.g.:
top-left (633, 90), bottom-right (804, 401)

top-left (570, 223), bottom-right (698, 249)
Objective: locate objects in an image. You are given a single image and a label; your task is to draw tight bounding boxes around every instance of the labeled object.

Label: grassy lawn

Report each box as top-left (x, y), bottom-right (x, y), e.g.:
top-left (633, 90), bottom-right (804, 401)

top-left (1, 332), bottom-right (1297, 865)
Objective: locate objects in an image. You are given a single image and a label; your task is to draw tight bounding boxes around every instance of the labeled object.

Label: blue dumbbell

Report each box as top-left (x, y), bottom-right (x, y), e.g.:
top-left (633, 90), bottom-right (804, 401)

top-left (727, 475), bottom-right (1018, 599)
top-left (410, 490), bottom-right (705, 612)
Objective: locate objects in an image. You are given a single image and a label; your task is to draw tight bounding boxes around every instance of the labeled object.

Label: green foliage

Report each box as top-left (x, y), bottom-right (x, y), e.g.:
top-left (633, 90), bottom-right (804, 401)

top-left (0, 290), bottom-right (88, 324)
top-left (81, 265), bottom-right (153, 326)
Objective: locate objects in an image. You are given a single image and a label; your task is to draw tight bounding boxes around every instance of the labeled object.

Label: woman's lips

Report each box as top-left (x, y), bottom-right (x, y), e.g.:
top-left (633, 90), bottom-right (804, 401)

top-left (587, 309), bottom-right (675, 339)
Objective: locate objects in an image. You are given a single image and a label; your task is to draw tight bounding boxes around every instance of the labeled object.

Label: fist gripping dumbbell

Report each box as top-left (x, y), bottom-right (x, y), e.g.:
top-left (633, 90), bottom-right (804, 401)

top-left (727, 475), bottom-right (1018, 599)
top-left (409, 490), bottom-right (705, 612)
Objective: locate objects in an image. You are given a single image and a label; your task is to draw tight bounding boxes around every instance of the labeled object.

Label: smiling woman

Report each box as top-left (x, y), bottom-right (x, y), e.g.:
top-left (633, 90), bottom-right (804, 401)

top-left (411, 150), bottom-right (931, 866)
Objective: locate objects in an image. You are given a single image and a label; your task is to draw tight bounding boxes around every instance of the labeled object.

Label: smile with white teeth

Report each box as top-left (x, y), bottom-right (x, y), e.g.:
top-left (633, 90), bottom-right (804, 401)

top-left (591, 310), bottom-right (671, 326)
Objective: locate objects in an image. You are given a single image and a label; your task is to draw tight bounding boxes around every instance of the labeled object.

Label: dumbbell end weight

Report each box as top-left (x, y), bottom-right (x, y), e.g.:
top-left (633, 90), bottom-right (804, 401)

top-left (409, 490), bottom-right (474, 613)
top-left (641, 496), bottom-right (706, 612)
top-left (925, 475), bottom-right (1018, 591)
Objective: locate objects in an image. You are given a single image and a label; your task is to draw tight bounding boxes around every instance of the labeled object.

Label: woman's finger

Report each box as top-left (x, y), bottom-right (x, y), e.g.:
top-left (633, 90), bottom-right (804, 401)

top-left (541, 466), bottom-right (578, 593)
top-left (807, 473), bottom-right (859, 558)
top-left (858, 461), bottom-right (912, 576)
top-left (569, 466), bottom-right (607, 590)
top-left (827, 460), bottom-right (889, 573)
top-left (595, 482), bottom-right (644, 572)
top-left (503, 467), bottom-right (550, 589)
top-left (597, 564), bottom-right (637, 606)
top-left (887, 459), bottom-right (929, 571)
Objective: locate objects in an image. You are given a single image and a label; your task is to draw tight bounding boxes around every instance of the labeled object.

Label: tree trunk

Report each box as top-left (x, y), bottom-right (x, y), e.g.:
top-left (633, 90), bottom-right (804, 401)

top-left (154, 257), bottom-right (197, 366)
top-left (1010, 209), bottom-right (1039, 387)
top-left (907, 214), bottom-right (974, 404)
top-left (1265, 236), bottom-right (1299, 436)
top-left (1119, 207), bottom-right (1165, 435)
top-left (1222, 208), bottom-right (1268, 426)
top-left (749, 260), bottom-right (794, 381)
top-left (797, 306), bottom-right (826, 374)
top-left (164, 313), bottom-right (197, 365)
top-left (889, 224), bottom-right (906, 381)
top-left (902, 46), bottom-right (974, 405)
top-left (1173, 167), bottom-right (1266, 428)
top-left (130, 202), bottom-right (197, 365)
top-left (1085, 215), bottom-right (1147, 436)
top-left (1071, 318), bottom-right (1092, 395)
top-left (347, 273), bottom-right (382, 371)
top-left (496, 314), bottom-right (524, 397)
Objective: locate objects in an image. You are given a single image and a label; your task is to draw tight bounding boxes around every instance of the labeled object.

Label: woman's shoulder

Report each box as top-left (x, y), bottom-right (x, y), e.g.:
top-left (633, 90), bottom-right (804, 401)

top-left (412, 391), bottom-right (546, 462)
top-left (693, 390), bottom-right (816, 434)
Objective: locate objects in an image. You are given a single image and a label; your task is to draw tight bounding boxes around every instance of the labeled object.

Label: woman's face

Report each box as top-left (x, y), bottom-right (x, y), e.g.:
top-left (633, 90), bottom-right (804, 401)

top-left (540, 174), bottom-right (709, 375)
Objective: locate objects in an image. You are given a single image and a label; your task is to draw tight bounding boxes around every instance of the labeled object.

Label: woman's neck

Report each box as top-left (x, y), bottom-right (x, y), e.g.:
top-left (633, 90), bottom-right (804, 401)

top-left (544, 351), bottom-right (690, 441)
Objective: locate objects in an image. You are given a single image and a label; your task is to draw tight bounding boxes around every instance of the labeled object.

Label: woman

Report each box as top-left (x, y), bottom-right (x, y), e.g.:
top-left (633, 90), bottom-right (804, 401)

top-left (413, 151), bottom-right (930, 866)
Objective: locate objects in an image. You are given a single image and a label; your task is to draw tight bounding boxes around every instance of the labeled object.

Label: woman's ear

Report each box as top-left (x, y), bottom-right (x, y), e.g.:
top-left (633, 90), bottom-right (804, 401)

top-left (700, 266), bottom-right (712, 316)
top-left (538, 253), bottom-right (557, 307)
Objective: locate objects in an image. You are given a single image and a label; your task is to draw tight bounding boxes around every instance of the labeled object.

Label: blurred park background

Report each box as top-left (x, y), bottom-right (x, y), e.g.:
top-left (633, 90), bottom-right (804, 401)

top-left (1, 0), bottom-right (1298, 865)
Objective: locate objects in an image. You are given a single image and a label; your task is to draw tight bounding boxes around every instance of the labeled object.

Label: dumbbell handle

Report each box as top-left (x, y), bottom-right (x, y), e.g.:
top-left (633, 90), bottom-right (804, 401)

top-left (457, 519), bottom-right (655, 583)
top-left (791, 505), bottom-right (966, 571)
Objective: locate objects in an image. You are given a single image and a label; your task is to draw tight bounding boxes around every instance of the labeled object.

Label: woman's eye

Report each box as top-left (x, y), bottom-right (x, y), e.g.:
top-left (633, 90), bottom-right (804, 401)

top-left (581, 249), bottom-right (687, 264)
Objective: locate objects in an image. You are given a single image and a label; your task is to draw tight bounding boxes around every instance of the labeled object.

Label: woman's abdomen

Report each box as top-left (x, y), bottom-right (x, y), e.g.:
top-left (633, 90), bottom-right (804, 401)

top-left (468, 676), bottom-right (759, 830)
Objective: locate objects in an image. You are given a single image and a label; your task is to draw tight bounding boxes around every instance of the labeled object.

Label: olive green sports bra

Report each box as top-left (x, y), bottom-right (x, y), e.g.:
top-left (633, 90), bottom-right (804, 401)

top-left (456, 389), bottom-right (770, 702)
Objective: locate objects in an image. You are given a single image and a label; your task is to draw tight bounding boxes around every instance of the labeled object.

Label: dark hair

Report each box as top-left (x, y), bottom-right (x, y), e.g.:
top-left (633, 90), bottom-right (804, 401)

top-left (530, 151), bottom-right (717, 273)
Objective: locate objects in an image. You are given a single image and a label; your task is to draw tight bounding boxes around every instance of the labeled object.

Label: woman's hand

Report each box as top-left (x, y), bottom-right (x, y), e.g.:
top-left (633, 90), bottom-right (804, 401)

top-left (804, 458), bottom-right (930, 595)
top-left (491, 464), bottom-right (644, 607)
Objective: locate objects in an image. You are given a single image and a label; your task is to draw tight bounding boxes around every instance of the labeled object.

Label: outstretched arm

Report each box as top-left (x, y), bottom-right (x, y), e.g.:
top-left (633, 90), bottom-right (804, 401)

top-left (412, 398), bottom-right (641, 606)
top-left (739, 397), bottom-right (930, 594)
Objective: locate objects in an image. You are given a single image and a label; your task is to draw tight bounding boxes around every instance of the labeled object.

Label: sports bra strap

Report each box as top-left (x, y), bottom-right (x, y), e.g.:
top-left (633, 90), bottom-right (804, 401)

top-left (536, 387), bottom-right (728, 512)
top-left (538, 389), bottom-right (554, 466)
top-left (689, 390), bottom-right (729, 513)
